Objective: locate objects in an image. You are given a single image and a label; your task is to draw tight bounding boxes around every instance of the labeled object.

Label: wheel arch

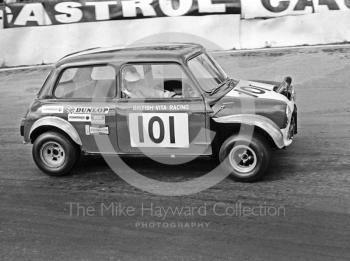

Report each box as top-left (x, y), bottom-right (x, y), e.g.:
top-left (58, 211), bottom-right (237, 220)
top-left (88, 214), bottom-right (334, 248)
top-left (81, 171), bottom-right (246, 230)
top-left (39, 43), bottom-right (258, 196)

top-left (29, 116), bottom-right (82, 146)
top-left (212, 114), bottom-right (285, 149)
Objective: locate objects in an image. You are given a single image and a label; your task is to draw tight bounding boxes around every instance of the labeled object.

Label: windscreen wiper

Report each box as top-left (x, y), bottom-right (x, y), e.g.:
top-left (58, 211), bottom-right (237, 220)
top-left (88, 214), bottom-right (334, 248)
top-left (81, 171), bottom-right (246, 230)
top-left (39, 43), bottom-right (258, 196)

top-left (208, 78), bottom-right (230, 95)
top-left (209, 78), bottom-right (236, 95)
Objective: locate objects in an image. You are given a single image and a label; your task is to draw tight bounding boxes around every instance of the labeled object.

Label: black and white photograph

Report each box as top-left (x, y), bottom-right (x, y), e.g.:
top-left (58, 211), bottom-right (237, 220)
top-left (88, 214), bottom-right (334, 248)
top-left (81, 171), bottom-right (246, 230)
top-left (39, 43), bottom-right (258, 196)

top-left (0, 0), bottom-right (349, 260)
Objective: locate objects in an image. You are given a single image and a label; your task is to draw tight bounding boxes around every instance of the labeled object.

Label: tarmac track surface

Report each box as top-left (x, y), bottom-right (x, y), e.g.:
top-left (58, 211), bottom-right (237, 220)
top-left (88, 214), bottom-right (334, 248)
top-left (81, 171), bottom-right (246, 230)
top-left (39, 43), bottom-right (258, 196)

top-left (0, 46), bottom-right (349, 261)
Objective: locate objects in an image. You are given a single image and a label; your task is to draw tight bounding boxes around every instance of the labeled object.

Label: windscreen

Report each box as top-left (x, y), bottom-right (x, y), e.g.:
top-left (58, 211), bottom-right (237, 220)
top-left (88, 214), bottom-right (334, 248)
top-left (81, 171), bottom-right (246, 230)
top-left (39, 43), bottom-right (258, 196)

top-left (188, 53), bottom-right (227, 92)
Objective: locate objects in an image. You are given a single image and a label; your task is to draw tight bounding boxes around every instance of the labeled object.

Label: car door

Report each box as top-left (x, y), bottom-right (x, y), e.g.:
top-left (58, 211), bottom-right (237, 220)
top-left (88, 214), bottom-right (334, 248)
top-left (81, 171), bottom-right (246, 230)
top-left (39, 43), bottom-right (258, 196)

top-left (53, 64), bottom-right (118, 154)
top-left (115, 62), bottom-right (211, 156)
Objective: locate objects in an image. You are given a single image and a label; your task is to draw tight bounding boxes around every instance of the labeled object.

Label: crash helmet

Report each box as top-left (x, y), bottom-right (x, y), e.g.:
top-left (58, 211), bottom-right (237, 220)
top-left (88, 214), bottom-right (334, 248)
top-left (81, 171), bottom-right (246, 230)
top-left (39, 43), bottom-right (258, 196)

top-left (123, 66), bottom-right (141, 82)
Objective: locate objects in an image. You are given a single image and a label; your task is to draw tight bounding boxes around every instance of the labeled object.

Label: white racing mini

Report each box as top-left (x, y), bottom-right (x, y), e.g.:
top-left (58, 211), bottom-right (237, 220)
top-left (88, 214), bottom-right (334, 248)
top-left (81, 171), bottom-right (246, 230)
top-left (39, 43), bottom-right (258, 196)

top-left (20, 43), bottom-right (297, 182)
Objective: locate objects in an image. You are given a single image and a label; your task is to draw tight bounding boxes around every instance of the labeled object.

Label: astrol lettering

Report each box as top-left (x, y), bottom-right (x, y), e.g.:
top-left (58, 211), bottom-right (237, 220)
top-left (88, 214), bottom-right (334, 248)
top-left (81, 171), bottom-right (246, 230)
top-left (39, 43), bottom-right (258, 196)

top-left (4, 0), bottom-right (237, 28)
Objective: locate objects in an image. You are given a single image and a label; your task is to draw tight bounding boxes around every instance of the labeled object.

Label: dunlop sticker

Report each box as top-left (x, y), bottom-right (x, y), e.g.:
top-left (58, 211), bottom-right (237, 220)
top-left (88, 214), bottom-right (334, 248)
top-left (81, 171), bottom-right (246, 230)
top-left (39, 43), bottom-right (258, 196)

top-left (65, 106), bottom-right (110, 114)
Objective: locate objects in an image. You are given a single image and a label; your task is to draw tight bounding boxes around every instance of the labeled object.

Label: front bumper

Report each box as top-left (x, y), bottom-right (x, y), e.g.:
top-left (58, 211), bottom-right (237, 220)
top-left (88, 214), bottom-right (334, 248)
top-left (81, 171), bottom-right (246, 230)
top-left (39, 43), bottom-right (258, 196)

top-left (281, 105), bottom-right (298, 147)
top-left (288, 106), bottom-right (298, 139)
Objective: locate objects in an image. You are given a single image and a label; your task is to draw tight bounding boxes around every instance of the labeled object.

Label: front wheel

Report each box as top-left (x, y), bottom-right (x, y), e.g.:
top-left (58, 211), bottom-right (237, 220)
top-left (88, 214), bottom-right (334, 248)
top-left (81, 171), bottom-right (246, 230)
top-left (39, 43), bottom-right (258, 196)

top-left (219, 134), bottom-right (271, 182)
top-left (32, 132), bottom-right (80, 176)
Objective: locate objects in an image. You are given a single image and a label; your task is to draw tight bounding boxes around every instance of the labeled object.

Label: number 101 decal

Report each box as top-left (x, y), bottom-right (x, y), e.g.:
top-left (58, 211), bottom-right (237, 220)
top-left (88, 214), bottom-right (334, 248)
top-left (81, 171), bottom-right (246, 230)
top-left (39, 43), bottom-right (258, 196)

top-left (129, 113), bottom-right (189, 148)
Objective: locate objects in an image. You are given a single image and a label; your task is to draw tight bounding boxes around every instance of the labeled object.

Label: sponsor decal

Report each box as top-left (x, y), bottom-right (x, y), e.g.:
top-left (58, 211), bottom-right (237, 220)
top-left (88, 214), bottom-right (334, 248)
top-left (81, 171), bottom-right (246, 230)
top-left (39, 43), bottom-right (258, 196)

top-left (68, 114), bottom-right (91, 122)
top-left (65, 106), bottom-right (76, 114)
top-left (40, 105), bottom-right (64, 114)
top-left (65, 106), bottom-right (110, 114)
top-left (227, 80), bottom-right (287, 102)
top-left (85, 125), bottom-right (109, 135)
top-left (235, 85), bottom-right (271, 97)
top-left (132, 104), bottom-right (190, 111)
top-left (129, 113), bottom-right (189, 148)
top-left (91, 114), bottom-right (106, 125)
top-left (85, 125), bottom-right (90, 135)
top-left (3, 0), bottom-right (240, 28)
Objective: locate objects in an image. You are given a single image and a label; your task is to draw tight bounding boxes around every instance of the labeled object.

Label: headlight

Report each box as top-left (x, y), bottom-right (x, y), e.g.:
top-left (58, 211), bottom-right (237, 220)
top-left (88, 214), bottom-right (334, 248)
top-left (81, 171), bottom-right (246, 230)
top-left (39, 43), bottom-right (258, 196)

top-left (288, 85), bottom-right (296, 101)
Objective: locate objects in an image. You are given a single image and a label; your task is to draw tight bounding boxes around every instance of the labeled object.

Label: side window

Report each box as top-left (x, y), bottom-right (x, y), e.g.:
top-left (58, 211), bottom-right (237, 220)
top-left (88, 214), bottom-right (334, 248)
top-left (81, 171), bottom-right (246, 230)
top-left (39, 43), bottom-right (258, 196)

top-left (55, 65), bottom-right (116, 99)
top-left (121, 63), bottom-right (200, 99)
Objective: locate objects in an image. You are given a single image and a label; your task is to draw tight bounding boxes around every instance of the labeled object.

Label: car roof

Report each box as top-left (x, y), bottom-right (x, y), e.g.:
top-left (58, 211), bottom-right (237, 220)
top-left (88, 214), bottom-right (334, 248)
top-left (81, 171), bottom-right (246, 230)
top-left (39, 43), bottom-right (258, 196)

top-left (56, 43), bottom-right (205, 67)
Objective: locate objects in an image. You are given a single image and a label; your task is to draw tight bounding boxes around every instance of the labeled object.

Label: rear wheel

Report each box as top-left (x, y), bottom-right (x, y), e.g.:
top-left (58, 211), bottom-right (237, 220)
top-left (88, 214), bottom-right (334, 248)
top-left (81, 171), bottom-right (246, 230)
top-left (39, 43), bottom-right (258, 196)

top-left (32, 132), bottom-right (80, 176)
top-left (219, 134), bottom-right (271, 182)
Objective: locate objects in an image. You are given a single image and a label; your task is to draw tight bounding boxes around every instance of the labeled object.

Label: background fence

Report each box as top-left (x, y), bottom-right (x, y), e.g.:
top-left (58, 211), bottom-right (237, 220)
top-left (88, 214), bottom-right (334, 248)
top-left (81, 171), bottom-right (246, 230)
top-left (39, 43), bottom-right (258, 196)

top-left (1, 0), bottom-right (350, 66)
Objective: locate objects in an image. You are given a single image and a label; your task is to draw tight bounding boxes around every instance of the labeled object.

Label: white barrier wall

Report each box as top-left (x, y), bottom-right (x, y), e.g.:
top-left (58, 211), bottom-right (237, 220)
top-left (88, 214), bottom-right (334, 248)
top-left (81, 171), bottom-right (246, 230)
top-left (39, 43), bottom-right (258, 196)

top-left (240, 10), bottom-right (350, 49)
top-left (2, 1), bottom-right (350, 67)
top-left (0, 14), bottom-right (240, 67)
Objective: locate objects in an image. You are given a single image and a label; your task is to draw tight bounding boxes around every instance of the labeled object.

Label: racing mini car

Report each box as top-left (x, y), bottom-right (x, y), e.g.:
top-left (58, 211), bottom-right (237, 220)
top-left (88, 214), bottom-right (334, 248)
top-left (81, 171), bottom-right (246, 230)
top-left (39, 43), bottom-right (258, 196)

top-left (20, 43), bottom-right (297, 181)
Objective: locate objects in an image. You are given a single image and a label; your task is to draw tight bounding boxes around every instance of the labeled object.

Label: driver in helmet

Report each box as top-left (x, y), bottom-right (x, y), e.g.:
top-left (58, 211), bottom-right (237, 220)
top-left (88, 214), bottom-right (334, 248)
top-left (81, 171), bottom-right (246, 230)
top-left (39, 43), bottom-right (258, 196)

top-left (122, 66), bottom-right (177, 98)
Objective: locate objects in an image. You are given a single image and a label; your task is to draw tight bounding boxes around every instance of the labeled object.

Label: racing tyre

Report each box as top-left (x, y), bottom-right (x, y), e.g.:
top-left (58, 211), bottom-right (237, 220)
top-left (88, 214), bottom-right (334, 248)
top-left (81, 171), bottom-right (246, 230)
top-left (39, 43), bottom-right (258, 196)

top-left (219, 134), bottom-right (271, 182)
top-left (32, 131), bottom-right (80, 176)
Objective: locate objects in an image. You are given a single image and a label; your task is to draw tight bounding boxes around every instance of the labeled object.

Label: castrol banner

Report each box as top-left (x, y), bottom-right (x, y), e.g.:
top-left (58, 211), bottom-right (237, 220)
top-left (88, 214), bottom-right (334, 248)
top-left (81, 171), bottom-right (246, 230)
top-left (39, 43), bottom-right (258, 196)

top-left (3, 0), bottom-right (241, 28)
top-left (242, 0), bottom-right (350, 19)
